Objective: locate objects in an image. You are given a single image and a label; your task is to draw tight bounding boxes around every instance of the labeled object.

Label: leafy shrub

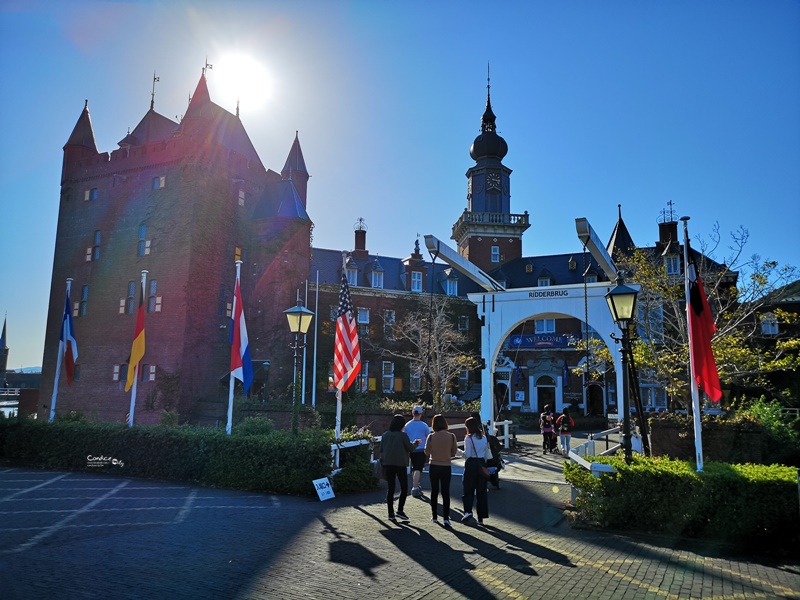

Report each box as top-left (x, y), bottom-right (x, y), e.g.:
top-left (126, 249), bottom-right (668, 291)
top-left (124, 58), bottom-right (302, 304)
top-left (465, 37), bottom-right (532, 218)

top-left (235, 415), bottom-right (276, 436)
top-left (565, 455), bottom-right (799, 550)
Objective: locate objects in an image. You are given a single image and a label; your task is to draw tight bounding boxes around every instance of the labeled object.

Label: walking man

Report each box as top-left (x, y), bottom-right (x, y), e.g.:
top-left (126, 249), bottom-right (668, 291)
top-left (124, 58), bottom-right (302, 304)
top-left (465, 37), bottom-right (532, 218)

top-left (405, 405), bottom-right (431, 498)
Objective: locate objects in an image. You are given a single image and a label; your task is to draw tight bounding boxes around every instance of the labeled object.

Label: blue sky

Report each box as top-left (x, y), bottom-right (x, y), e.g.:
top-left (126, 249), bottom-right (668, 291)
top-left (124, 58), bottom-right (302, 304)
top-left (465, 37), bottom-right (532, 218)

top-left (1, 0), bottom-right (798, 370)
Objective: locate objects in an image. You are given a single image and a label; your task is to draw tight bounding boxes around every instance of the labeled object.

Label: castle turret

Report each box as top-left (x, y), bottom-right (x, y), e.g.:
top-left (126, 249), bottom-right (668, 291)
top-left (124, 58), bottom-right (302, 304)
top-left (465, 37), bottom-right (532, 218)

top-left (62, 100), bottom-right (99, 181)
top-left (281, 132), bottom-right (309, 207)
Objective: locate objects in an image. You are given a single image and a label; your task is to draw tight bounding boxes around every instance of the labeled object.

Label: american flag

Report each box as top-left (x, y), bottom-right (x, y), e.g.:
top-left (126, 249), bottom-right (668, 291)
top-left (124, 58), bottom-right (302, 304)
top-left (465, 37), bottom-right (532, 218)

top-left (333, 272), bottom-right (360, 391)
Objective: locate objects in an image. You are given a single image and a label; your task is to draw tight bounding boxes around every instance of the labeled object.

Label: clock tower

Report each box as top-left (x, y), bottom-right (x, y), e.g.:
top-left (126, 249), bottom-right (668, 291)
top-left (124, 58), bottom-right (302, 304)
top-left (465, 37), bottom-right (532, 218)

top-left (452, 78), bottom-right (529, 272)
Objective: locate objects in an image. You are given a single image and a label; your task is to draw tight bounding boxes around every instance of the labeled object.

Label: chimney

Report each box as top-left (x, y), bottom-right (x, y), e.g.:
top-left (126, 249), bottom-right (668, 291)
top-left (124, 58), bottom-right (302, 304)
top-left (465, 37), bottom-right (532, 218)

top-left (658, 220), bottom-right (678, 252)
top-left (353, 218), bottom-right (369, 260)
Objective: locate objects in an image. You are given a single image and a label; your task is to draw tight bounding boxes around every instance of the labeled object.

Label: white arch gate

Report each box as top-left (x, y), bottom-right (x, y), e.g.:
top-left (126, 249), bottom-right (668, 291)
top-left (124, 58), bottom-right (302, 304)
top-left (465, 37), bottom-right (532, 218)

top-left (469, 282), bottom-right (629, 425)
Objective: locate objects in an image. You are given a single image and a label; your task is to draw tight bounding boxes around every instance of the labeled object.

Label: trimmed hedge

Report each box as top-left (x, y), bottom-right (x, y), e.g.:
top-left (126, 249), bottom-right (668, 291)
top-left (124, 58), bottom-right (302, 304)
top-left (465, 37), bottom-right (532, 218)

top-left (565, 455), bottom-right (800, 549)
top-left (0, 420), bottom-right (333, 496)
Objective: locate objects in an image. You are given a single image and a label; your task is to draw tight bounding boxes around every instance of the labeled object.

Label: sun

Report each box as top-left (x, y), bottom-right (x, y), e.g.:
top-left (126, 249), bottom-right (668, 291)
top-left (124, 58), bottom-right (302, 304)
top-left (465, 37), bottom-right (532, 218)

top-left (211, 53), bottom-right (273, 113)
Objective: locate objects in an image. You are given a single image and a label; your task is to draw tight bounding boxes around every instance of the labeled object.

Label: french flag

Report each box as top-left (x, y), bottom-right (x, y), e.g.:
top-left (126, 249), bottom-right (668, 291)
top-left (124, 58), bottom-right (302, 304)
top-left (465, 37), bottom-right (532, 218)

top-left (60, 293), bottom-right (78, 385)
top-left (230, 275), bottom-right (253, 395)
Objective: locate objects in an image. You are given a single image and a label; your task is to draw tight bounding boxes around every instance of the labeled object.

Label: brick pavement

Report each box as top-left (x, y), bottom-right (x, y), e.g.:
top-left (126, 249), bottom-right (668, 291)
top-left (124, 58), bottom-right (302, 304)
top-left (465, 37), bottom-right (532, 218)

top-left (1, 437), bottom-right (799, 599)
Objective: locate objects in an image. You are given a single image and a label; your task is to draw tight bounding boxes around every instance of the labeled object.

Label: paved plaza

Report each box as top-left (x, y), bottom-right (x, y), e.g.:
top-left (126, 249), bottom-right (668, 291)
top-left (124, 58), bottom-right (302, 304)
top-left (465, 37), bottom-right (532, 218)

top-left (1, 432), bottom-right (798, 599)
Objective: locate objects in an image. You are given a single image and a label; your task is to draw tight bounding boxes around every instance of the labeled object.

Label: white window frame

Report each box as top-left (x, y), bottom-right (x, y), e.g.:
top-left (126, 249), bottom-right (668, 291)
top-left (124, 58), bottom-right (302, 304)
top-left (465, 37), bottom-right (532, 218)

top-left (382, 361), bottom-right (395, 393)
top-left (238, 189), bottom-right (246, 207)
top-left (491, 246), bottom-right (500, 263)
top-left (535, 319), bottom-right (555, 334)
top-left (761, 314), bottom-right (779, 336)
top-left (383, 310), bottom-right (395, 340)
top-left (410, 362), bottom-right (421, 393)
top-left (356, 361), bottom-right (369, 393)
top-left (357, 308), bottom-right (369, 324)
top-left (152, 175), bottom-right (166, 190)
top-left (445, 278), bottom-right (458, 296)
top-left (371, 270), bottom-right (384, 289)
top-left (346, 268), bottom-right (358, 287)
top-left (664, 255), bottom-right (681, 276)
top-left (411, 271), bottom-right (422, 292)
top-left (538, 277), bottom-right (551, 287)
top-left (585, 274), bottom-right (598, 283)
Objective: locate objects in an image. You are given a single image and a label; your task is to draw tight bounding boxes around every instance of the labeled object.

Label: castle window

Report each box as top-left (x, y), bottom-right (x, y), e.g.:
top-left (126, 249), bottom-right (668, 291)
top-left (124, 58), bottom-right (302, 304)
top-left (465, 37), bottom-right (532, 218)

top-left (411, 271), bottom-right (422, 292)
top-left (446, 278), bottom-right (458, 296)
top-left (112, 365), bottom-right (120, 382)
top-left (357, 307), bottom-right (370, 338)
top-left (585, 274), bottom-right (597, 283)
top-left (147, 280), bottom-right (160, 313)
top-left (84, 188), bottom-right (98, 202)
top-left (410, 362), bottom-right (422, 393)
top-left (538, 277), bottom-right (551, 287)
top-left (152, 176), bottom-right (166, 190)
top-left (218, 285), bottom-right (230, 317)
top-left (383, 310), bottom-right (395, 340)
top-left (371, 270), bottom-right (384, 289)
top-left (382, 361), bottom-right (395, 393)
top-left (238, 189), bottom-right (246, 207)
top-left (138, 224), bottom-right (151, 256)
top-left (535, 319), bottom-right (555, 334)
top-left (140, 364), bottom-right (155, 382)
top-left (761, 314), bottom-right (779, 336)
top-left (346, 268), bottom-right (358, 287)
top-left (119, 364), bottom-right (128, 390)
top-left (356, 362), bottom-right (369, 393)
top-left (92, 230), bottom-right (101, 261)
top-left (491, 246), bottom-right (500, 263)
top-left (664, 255), bottom-right (681, 276)
top-left (120, 280), bottom-right (136, 315)
top-left (79, 285), bottom-right (89, 317)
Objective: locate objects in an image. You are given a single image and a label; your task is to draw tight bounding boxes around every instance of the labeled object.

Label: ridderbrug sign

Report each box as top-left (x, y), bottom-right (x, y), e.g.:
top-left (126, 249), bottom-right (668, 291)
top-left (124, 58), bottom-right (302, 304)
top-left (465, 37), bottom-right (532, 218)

top-left (528, 288), bottom-right (571, 298)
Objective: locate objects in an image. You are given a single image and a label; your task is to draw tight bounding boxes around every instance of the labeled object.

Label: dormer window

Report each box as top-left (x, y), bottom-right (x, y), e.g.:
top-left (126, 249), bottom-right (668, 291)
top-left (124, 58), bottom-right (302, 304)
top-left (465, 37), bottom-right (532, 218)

top-left (761, 314), bottom-right (779, 336)
top-left (446, 278), bottom-right (458, 296)
top-left (371, 270), bottom-right (384, 289)
top-left (411, 271), bottom-right (422, 292)
top-left (346, 268), bottom-right (358, 287)
top-left (538, 277), bottom-right (551, 287)
top-left (664, 255), bottom-right (681, 275)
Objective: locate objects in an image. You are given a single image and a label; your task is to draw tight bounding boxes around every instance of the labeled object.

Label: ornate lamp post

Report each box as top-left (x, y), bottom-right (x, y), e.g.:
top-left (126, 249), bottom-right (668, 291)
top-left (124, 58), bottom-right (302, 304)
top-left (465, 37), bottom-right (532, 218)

top-left (284, 300), bottom-right (314, 434)
top-left (605, 279), bottom-right (639, 465)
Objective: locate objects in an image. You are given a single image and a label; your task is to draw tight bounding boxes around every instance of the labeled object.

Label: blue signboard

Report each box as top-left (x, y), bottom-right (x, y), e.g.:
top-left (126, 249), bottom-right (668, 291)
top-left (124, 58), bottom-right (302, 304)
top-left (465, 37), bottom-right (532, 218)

top-left (508, 334), bottom-right (576, 349)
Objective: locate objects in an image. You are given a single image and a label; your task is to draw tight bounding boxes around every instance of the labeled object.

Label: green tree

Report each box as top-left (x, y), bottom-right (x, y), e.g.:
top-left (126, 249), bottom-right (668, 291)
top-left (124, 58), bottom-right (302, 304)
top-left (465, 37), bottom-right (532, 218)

top-left (609, 224), bottom-right (798, 407)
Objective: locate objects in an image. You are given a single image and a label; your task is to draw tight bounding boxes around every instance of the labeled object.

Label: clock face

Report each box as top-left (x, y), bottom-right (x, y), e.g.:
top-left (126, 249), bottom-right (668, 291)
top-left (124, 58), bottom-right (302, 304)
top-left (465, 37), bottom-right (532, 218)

top-left (487, 173), bottom-right (501, 190)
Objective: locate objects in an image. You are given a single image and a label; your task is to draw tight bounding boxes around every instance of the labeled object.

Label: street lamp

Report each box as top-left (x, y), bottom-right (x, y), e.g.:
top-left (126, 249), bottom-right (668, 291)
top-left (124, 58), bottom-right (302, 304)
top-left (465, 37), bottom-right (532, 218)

top-left (284, 300), bottom-right (314, 434)
top-left (605, 279), bottom-right (639, 464)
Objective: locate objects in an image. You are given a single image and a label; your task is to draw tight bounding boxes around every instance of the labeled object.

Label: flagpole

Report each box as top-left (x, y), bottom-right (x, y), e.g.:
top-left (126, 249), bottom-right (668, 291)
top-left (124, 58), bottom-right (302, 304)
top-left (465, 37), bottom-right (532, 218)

top-left (49, 278), bottom-right (72, 422)
top-left (311, 270), bottom-right (319, 408)
top-left (334, 252), bottom-right (347, 443)
top-left (226, 260), bottom-right (242, 436)
top-left (682, 217), bottom-right (704, 472)
top-left (302, 279), bottom-right (308, 404)
top-left (129, 270), bottom-right (147, 428)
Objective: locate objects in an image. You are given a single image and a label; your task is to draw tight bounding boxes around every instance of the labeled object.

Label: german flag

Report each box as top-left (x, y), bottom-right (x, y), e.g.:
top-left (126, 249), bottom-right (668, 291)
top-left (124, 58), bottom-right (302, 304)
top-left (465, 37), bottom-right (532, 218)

top-left (125, 283), bottom-right (145, 392)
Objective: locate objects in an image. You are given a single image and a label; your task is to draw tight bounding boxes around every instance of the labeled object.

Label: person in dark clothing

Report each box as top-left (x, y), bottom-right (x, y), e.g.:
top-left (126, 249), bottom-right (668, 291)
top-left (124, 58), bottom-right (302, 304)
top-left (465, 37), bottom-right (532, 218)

top-left (380, 414), bottom-right (421, 522)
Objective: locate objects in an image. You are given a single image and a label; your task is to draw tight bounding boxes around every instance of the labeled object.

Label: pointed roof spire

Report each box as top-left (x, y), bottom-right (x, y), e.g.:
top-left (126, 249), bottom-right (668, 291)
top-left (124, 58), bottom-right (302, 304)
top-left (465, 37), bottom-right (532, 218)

top-left (482, 63), bottom-right (497, 134)
top-left (281, 131), bottom-right (308, 177)
top-left (607, 204), bottom-right (636, 257)
top-left (64, 100), bottom-right (99, 152)
top-left (189, 71), bottom-right (211, 107)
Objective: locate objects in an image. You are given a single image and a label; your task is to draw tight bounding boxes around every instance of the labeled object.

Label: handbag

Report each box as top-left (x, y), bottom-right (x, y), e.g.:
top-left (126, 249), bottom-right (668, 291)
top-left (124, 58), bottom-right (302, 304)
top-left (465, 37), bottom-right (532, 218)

top-left (373, 458), bottom-right (385, 480)
top-left (468, 437), bottom-right (492, 479)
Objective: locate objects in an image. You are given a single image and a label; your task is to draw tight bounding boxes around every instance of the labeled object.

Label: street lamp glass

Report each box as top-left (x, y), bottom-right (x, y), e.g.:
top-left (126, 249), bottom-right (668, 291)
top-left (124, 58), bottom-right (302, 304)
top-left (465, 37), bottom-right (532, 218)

top-left (605, 282), bottom-right (639, 327)
top-left (284, 303), bottom-right (315, 334)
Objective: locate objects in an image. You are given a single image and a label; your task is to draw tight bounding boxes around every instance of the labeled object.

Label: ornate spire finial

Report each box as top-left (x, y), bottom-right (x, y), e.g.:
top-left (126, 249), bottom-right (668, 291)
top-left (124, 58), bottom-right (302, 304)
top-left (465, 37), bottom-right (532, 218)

top-left (618, 204), bottom-right (622, 220)
top-left (84, 99), bottom-right (88, 110)
top-left (487, 62), bottom-right (491, 98)
top-left (203, 56), bottom-right (213, 76)
top-left (150, 71), bottom-right (160, 111)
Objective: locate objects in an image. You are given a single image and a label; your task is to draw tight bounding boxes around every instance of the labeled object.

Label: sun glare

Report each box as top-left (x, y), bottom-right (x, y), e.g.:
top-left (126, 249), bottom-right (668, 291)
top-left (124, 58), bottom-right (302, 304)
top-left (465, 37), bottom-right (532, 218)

top-left (212, 53), bottom-right (272, 113)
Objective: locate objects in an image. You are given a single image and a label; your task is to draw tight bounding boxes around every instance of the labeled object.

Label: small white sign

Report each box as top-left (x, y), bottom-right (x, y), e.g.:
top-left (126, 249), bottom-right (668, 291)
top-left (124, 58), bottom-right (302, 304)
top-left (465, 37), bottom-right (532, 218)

top-left (313, 477), bottom-right (335, 501)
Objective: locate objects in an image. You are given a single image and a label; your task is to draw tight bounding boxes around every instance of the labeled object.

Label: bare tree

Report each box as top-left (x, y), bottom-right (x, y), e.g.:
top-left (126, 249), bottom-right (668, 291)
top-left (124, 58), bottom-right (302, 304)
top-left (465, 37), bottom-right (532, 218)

top-left (376, 296), bottom-right (478, 403)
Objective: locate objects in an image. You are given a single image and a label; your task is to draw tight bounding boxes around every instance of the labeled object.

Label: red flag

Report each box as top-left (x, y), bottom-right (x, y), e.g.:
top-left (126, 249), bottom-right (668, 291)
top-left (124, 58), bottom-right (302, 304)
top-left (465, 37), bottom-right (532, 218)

top-left (686, 241), bottom-right (722, 402)
top-left (333, 272), bottom-right (360, 391)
